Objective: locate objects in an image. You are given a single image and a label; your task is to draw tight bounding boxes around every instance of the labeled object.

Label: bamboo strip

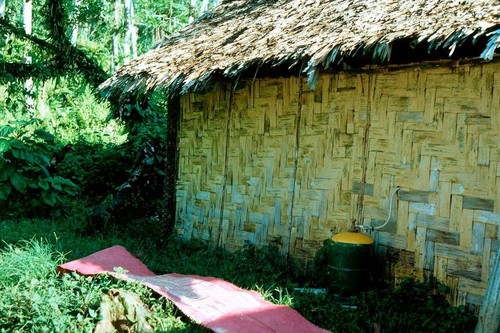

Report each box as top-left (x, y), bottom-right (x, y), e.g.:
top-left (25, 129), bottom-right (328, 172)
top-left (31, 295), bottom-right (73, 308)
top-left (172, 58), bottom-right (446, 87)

top-left (176, 62), bottom-right (500, 308)
top-left (475, 250), bottom-right (500, 333)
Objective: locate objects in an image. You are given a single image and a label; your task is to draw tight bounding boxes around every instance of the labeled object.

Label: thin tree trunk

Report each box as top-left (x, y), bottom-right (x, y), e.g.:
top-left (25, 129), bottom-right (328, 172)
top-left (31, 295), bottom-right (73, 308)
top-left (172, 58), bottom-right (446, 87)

top-left (71, 0), bottom-right (81, 45)
top-left (23, 0), bottom-right (34, 114)
top-left (188, 0), bottom-right (197, 23)
top-left (168, 0), bottom-right (173, 32)
top-left (23, 0), bottom-right (32, 51)
top-left (122, 0), bottom-right (130, 63)
top-left (0, 0), bottom-right (5, 18)
top-left (131, 11), bottom-right (137, 58)
top-left (200, 0), bottom-right (211, 14)
top-left (112, 0), bottom-right (120, 70)
top-left (124, 0), bottom-right (136, 62)
top-left (211, 0), bottom-right (220, 8)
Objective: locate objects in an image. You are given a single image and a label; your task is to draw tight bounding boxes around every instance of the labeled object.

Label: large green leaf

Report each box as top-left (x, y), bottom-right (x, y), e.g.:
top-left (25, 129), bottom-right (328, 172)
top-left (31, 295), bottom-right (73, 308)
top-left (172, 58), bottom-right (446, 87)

top-left (0, 125), bottom-right (16, 138)
top-left (0, 183), bottom-right (11, 200)
top-left (50, 176), bottom-right (63, 191)
top-left (32, 152), bottom-right (51, 167)
top-left (10, 172), bottom-right (28, 193)
top-left (0, 162), bottom-right (14, 181)
top-left (11, 147), bottom-right (33, 162)
top-left (33, 129), bottom-right (55, 143)
top-left (63, 182), bottom-right (79, 196)
top-left (50, 176), bottom-right (79, 196)
top-left (9, 140), bottom-right (25, 150)
top-left (39, 165), bottom-right (50, 177)
top-left (42, 192), bottom-right (57, 207)
top-left (11, 147), bottom-right (50, 167)
top-left (38, 178), bottom-right (50, 191)
top-left (0, 138), bottom-right (11, 153)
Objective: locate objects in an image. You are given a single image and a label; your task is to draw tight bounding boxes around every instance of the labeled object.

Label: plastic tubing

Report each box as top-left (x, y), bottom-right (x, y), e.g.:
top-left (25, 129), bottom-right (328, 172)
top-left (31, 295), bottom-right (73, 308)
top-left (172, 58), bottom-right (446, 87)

top-left (357, 186), bottom-right (401, 231)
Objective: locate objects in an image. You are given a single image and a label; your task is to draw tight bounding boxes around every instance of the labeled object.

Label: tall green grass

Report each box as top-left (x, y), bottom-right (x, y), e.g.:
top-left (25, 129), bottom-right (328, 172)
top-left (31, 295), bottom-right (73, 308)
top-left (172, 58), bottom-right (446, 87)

top-left (0, 239), bottom-right (201, 333)
top-left (0, 216), bottom-right (162, 263)
top-left (0, 218), bottom-right (478, 333)
top-left (0, 240), bottom-right (98, 332)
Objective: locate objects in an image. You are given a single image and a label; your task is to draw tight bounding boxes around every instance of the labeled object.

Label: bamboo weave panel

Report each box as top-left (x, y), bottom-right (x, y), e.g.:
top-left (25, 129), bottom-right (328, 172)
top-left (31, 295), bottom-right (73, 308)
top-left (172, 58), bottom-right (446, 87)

top-left (176, 61), bottom-right (500, 308)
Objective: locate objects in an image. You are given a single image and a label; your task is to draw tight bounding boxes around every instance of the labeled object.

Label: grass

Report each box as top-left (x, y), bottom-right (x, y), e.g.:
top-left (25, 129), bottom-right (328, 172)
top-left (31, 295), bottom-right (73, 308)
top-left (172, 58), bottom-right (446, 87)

top-left (0, 239), bottom-right (202, 333)
top-left (0, 217), bottom-right (478, 333)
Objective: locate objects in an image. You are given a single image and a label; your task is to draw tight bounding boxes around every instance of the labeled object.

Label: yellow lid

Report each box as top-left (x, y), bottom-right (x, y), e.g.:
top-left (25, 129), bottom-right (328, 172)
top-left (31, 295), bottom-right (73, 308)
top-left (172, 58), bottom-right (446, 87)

top-left (331, 231), bottom-right (374, 245)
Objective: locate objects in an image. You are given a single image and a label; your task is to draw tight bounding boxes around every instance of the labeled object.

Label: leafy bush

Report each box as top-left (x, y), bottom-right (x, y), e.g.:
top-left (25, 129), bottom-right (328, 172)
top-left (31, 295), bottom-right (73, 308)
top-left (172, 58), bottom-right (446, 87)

top-left (356, 278), bottom-right (477, 332)
top-left (0, 220), bottom-right (478, 333)
top-left (0, 240), bottom-right (201, 333)
top-left (35, 78), bottom-right (127, 145)
top-left (54, 141), bottom-right (131, 205)
top-left (292, 277), bottom-right (477, 333)
top-left (0, 119), bottom-right (79, 217)
top-left (64, 96), bottom-right (171, 232)
top-left (0, 240), bottom-right (98, 332)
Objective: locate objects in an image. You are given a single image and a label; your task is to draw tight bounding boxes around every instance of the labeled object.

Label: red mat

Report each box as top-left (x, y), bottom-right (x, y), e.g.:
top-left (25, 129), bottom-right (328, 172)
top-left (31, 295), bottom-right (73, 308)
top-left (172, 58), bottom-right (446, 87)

top-left (59, 246), bottom-right (331, 333)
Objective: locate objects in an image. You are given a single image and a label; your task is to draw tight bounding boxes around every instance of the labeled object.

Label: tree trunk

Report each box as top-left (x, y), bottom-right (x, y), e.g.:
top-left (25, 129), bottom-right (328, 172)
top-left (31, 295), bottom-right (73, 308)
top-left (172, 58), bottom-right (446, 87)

top-left (168, 0), bottom-right (173, 32)
top-left (112, 0), bottom-right (121, 70)
top-left (209, 0), bottom-right (220, 10)
top-left (71, 0), bottom-right (81, 45)
top-left (0, 0), bottom-right (5, 19)
top-left (124, 0), bottom-right (137, 62)
top-left (200, 0), bottom-right (208, 14)
top-left (23, 0), bottom-right (34, 114)
top-left (188, 0), bottom-right (197, 23)
top-left (23, 0), bottom-right (32, 52)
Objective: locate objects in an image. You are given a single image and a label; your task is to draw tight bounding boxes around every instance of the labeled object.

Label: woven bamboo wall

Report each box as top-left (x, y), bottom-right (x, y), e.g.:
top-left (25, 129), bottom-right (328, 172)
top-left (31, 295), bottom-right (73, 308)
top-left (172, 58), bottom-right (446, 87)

top-left (175, 60), bottom-right (500, 308)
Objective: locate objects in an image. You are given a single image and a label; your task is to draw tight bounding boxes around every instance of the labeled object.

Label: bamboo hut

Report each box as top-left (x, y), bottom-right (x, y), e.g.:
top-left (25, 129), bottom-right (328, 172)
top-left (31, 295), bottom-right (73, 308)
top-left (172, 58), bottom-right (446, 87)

top-left (100, 0), bottom-right (500, 310)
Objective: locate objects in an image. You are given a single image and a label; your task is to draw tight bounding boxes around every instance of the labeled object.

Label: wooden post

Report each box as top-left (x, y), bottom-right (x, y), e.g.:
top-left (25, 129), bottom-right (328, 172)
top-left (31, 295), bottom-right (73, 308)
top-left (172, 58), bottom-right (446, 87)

top-left (475, 249), bottom-right (500, 333)
top-left (163, 96), bottom-right (180, 236)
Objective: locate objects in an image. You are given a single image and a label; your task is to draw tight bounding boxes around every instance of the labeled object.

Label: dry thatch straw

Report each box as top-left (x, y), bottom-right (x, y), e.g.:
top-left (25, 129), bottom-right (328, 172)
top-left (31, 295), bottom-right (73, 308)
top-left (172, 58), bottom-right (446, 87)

top-left (99, 0), bottom-right (500, 97)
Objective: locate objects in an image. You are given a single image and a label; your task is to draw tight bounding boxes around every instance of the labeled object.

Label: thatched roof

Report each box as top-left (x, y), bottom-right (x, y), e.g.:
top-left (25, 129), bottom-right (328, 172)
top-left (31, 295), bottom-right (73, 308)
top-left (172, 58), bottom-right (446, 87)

top-left (100, 0), bottom-right (500, 97)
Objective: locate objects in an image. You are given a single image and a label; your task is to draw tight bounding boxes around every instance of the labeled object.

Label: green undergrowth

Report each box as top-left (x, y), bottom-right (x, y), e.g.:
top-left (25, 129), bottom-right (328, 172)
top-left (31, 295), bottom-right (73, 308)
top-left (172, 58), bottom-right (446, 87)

top-left (0, 218), bottom-right (478, 333)
top-left (293, 279), bottom-right (477, 333)
top-left (147, 238), bottom-right (477, 332)
top-left (0, 240), bottom-right (203, 333)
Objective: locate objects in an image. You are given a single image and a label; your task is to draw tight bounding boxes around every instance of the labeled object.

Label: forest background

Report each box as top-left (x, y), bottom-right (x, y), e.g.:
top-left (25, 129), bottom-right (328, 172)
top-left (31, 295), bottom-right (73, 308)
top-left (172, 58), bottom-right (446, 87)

top-left (0, 0), bottom-right (219, 226)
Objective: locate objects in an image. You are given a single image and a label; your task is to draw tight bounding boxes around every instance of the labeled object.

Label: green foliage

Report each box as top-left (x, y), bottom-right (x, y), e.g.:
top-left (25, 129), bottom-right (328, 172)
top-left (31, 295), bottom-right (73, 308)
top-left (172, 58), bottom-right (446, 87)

top-left (0, 239), bottom-right (199, 333)
top-left (72, 92), bottom-right (172, 231)
top-left (0, 82), bottom-right (34, 119)
top-left (35, 78), bottom-right (127, 144)
top-left (0, 0), bottom-right (219, 84)
top-left (0, 216), bottom-right (154, 262)
top-left (115, 98), bottom-right (169, 215)
top-left (355, 278), bottom-right (477, 332)
top-left (55, 141), bottom-right (131, 204)
top-left (0, 73), bottom-right (128, 220)
top-left (292, 277), bottom-right (477, 333)
top-left (256, 285), bottom-right (294, 306)
top-left (0, 240), bottom-right (97, 332)
top-left (0, 240), bottom-right (63, 287)
top-left (0, 0), bottom-right (219, 226)
top-left (155, 240), bottom-right (295, 289)
top-left (138, 238), bottom-right (477, 333)
top-left (0, 219), bottom-right (478, 333)
top-left (134, 0), bottom-right (202, 54)
top-left (0, 119), bottom-right (79, 217)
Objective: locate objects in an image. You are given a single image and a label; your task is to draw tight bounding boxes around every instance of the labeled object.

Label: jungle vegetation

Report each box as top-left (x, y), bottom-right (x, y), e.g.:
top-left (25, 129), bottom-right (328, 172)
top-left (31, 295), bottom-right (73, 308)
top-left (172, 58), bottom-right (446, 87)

top-left (0, 1), bottom-right (478, 332)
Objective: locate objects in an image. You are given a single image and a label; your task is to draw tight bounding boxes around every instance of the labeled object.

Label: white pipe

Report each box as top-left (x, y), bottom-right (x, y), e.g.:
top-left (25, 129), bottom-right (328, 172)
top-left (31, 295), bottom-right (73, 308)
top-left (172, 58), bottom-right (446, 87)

top-left (357, 186), bottom-right (400, 231)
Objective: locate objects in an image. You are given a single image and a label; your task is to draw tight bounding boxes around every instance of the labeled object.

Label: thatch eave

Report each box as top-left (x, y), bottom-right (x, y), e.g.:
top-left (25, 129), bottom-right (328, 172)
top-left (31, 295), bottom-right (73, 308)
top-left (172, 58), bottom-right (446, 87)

top-left (99, 0), bottom-right (500, 99)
